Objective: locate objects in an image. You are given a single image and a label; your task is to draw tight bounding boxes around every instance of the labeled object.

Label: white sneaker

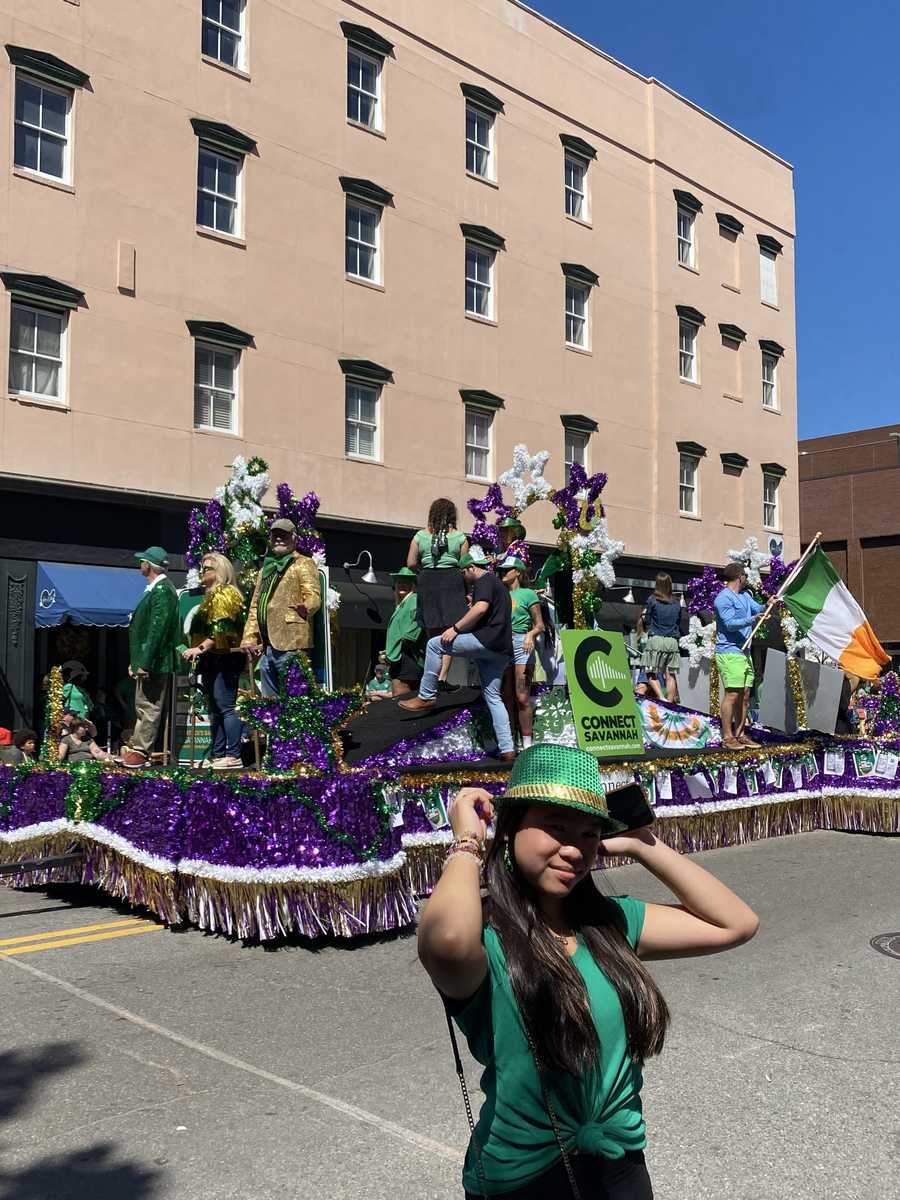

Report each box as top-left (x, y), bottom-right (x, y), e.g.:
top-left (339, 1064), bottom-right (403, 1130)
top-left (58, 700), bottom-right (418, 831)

top-left (212, 756), bottom-right (243, 771)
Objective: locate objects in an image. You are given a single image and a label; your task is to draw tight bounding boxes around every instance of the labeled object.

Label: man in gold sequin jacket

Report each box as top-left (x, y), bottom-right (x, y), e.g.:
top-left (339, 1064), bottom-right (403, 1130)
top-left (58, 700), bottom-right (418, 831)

top-left (240, 519), bottom-right (321, 696)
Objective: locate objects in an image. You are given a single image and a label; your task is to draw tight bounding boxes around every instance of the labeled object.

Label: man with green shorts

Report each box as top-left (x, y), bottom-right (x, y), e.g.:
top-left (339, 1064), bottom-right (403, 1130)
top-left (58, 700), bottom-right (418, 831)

top-left (714, 562), bottom-right (765, 750)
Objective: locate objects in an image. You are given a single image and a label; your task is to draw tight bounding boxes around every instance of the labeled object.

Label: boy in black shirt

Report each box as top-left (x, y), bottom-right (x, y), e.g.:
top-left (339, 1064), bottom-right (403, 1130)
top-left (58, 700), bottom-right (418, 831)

top-left (400, 550), bottom-right (514, 759)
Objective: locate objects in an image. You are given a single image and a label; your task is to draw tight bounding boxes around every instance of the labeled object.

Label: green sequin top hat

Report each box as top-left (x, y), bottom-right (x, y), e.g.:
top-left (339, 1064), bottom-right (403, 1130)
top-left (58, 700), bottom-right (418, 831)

top-left (390, 566), bottom-right (417, 579)
top-left (498, 743), bottom-right (626, 831)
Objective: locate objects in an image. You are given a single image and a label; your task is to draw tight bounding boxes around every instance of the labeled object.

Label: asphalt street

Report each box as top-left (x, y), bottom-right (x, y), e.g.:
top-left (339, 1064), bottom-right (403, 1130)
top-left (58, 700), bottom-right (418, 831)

top-left (0, 829), bottom-right (896, 1200)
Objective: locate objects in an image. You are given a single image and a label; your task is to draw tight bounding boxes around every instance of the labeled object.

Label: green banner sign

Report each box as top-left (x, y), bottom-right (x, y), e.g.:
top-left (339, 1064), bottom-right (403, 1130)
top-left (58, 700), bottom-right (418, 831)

top-left (560, 629), bottom-right (644, 758)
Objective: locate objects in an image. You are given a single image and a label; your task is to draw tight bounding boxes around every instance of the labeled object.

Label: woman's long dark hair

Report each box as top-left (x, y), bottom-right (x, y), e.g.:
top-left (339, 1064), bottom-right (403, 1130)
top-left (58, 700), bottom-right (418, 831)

top-left (484, 806), bottom-right (669, 1076)
top-left (652, 572), bottom-right (674, 602)
top-left (427, 498), bottom-right (457, 564)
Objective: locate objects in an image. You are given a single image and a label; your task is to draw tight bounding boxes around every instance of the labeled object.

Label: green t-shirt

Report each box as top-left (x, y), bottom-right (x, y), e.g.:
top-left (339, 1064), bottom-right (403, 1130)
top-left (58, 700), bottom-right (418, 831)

top-left (509, 587), bottom-right (541, 634)
top-left (415, 529), bottom-right (467, 569)
top-left (452, 895), bottom-right (647, 1195)
top-left (366, 675), bottom-right (392, 694)
top-left (62, 682), bottom-right (91, 717)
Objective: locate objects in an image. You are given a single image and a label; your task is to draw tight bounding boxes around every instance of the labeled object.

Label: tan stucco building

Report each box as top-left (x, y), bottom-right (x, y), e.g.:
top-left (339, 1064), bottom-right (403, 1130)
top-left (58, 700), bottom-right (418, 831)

top-left (0, 0), bottom-right (798, 719)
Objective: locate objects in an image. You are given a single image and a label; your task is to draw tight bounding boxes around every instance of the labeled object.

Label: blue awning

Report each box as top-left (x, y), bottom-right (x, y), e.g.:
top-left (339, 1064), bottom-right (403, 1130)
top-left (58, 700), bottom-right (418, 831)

top-left (35, 561), bottom-right (147, 628)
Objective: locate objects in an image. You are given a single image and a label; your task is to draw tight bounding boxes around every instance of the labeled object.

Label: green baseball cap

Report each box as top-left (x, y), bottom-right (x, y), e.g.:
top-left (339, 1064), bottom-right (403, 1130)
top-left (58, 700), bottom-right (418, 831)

top-left (498, 743), bottom-right (626, 832)
top-left (499, 516), bottom-right (526, 531)
top-left (134, 546), bottom-right (168, 568)
top-left (270, 518), bottom-right (297, 535)
top-left (498, 556), bottom-right (528, 573)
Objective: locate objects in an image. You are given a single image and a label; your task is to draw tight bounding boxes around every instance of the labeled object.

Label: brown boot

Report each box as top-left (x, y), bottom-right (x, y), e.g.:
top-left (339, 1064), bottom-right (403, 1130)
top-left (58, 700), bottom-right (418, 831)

top-left (121, 749), bottom-right (148, 768)
top-left (398, 697), bottom-right (436, 712)
top-left (499, 751), bottom-right (516, 762)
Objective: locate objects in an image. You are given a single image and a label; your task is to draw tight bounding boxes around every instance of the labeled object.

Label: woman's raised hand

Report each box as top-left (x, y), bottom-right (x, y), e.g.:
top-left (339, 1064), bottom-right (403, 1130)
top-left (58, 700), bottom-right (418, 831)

top-left (449, 787), bottom-right (495, 841)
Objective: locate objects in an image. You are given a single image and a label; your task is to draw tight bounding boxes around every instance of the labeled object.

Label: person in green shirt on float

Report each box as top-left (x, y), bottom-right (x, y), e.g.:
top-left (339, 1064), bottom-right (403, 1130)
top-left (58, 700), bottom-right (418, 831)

top-left (383, 567), bottom-right (425, 698)
top-left (419, 745), bottom-right (760, 1200)
top-left (499, 557), bottom-right (544, 750)
top-left (365, 653), bottom-right (394, 700)
top-left (407, 499), bottom-right (469, 690)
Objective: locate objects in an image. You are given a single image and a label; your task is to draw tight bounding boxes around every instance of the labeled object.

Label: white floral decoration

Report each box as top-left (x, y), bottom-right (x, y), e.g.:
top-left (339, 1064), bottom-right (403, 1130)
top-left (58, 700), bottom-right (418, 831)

top-left (781, 613), bottom-right (810, 658)
top-left (497, 444), bottom-right (553, 511)
top-left (679, 615), bottom-right (716, 667)
top-left (326, 586), bottom-right (341, 612)
top-left (727, 536), bottom-right (771, 588)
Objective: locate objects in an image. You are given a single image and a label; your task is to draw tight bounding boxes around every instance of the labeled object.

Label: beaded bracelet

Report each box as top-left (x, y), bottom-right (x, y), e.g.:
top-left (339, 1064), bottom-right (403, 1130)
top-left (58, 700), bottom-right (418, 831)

top-left (443, 842), bottom-right (484, 869)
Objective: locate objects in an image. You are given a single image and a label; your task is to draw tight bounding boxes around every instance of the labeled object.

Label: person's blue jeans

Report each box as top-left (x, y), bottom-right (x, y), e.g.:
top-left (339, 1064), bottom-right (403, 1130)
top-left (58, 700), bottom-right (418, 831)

top-left (260, 646), bottom-right (291, 697)
top-left (202, 652), bottom-right (244, 759)
top-left (420, 634), bottom-right (513, 753)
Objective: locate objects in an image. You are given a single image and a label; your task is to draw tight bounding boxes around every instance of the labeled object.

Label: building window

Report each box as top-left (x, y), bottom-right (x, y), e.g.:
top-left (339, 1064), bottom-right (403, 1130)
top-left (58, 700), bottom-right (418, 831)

top-left (194, 342), bottom-right (238, 433)
top-left (465, 242), bottom-right (494, 318)
top-left (679, 454), bottom-right (699, 516)
top-left (565, 280), bottom-right (589, 348)
top-left (466, 104), bottom-right (494, 179)
top-left (564, 429), bottom-right (588, 483)
top-left (677, 207), bottom-right (695, 268)
top-left (465, 406), bottom-right (492, 479)
top-left (345, 201), bottom-right (380, 282)
top-left (347, 46), bottom-right (381, 129)
top-left (202, 0), bottom-right (245, 69)
top-left (564, 153), bottom-right (588, 219)
top-left (679, 319), bottom-right (697, 381)
top-left (197, 146), bottom-right (241, 236)
top-left (8, 302), bottom-right (66, 402)
top-left (760, 247), bottom-right (778, 305)
top-left (345, 379), bottom-right (380, 459)
top-left (762, 351), bottom-right (778, 410)
top-left (763, 474), bottom-right (780, 529)
top-left (14, 76), bottom-right (71, 182)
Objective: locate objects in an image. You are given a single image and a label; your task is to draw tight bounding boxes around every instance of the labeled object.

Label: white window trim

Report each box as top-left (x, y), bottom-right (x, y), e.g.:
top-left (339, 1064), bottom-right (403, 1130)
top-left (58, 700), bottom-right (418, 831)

top-left (760, 247), bottom-right (778, 306)
top-left (678, 319), bottom-right (698, 382)
top-left (8, 300), bottom-right (69, 407)
top-left (465, 241), bottom-right (495, 320)
top-left (202, 0), bottom-right (247, 71)
top-left (14, 73), bottom-right (73, 185)
top-left (564, 428), bottom-right (589, 483)
top-left (196, 144), bottom-right (244, 238)
top-left (564, 152), bottom-right (589, 222)
top-left (347, 45), bottom-right (383, 132)
top-left (465, 102), bottom-right (495, 182)
top-left (193, 339), bottom-right (240, 435)
top-left (677, 206), bottom-right (695, 269)
top-left (565, 280), bottom-right (590, 350)
top-left (678, 454), bottom-right (699, 517)
top-left (763, 474), bottom-right (781, 531)
top-left (464, 405), bottom-right (493, 481)
top-left (762, 351), bottom-right (779, 410)
top-left (345, 199), bottom-right (382, 284)
top-left (344, 378), bottom-right (381, 461)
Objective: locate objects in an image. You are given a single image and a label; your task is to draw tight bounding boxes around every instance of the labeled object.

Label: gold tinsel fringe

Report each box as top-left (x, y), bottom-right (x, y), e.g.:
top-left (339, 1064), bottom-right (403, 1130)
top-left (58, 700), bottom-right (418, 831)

top-left (77, 839), bottom-right (183, 925)
top-left (817, 793), bottom-right (900, 834)
top-left (0, 833), bottom-right (82, 885)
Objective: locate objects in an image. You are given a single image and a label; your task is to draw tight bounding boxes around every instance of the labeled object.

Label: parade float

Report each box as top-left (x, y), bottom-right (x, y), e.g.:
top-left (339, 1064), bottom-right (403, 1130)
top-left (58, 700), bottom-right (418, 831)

top-left (2, 455), bottom-right (897, 941)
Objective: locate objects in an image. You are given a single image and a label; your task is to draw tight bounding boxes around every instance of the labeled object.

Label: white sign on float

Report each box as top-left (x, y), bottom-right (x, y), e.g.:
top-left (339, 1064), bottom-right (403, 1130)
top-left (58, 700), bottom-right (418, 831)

top-left (758, 649), bottom-right (843, 736)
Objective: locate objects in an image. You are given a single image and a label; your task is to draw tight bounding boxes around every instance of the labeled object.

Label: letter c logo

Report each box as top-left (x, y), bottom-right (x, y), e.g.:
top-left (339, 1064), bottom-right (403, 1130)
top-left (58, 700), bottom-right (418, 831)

top-left (573, 635), bottom-right (622, 708)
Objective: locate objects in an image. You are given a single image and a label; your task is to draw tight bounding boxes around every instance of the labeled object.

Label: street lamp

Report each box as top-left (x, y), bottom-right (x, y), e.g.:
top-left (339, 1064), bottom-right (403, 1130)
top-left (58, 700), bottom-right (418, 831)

top-left (344, 550), bottom-right (378, 585)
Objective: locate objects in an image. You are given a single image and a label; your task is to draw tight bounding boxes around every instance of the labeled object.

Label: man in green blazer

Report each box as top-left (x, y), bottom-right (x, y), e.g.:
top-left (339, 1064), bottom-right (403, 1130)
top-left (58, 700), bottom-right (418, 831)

top-left (122, 546), bottom-right (180, 768)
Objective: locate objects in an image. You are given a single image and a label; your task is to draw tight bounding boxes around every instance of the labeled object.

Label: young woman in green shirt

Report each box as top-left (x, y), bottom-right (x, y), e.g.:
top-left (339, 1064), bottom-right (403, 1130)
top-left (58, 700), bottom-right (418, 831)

top-left (499, 557), bottom-right (544, 750)
top-left (407, 498), bottom-right (469, 688)
top-left (419, 744), bottom-right (759, 1198)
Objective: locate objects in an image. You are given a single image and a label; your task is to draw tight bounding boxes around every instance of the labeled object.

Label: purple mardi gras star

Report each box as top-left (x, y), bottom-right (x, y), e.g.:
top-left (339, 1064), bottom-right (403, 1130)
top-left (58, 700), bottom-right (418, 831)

top-left (550, 464), bottom-right (608, 531)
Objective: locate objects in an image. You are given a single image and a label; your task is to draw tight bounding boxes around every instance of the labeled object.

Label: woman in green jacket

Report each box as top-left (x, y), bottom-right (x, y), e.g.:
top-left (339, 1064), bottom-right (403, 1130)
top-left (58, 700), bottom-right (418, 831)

top-left (419, 745), bottom-right (759, 1198)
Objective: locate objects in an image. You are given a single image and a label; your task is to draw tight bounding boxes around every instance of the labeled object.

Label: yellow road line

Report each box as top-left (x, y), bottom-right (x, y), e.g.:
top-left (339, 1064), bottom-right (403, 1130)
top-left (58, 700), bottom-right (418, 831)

top-left (0, 925), bottom-right (162, 956)
top-left (0, 919), bottom-right (154, 948)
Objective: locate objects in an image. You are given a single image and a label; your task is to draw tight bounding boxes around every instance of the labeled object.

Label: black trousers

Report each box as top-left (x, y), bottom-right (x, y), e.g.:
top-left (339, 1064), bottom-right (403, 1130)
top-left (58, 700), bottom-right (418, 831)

top-left (465, 1150), bottom-right (653, 1199)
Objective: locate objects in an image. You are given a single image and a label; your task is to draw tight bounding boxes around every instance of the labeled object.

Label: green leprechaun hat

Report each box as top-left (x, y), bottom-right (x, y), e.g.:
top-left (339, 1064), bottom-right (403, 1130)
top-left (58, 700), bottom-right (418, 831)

top-left (498, 743), bottom-right (627, 833)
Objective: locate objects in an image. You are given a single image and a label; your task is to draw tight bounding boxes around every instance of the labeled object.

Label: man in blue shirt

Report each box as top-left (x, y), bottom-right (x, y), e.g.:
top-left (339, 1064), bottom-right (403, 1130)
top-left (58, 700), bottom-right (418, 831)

top-left (714, 563), bottom-right (765, 749)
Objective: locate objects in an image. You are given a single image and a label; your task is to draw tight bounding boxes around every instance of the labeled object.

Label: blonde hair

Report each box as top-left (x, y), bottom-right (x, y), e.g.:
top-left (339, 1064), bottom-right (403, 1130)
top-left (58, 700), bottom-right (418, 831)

top-left (201, 552), bottom-right (239, 591)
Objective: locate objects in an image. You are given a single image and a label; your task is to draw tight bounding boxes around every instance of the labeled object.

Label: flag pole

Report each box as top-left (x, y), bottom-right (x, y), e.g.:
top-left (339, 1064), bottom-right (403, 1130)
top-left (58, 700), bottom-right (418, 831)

top-left (740, 531), bottom-right (823, 652)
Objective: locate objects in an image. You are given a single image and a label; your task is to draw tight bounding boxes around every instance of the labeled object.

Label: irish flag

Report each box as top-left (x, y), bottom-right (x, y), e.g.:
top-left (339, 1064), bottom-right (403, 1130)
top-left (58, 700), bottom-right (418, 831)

top-left (781, 547), bottom-right (890, 680)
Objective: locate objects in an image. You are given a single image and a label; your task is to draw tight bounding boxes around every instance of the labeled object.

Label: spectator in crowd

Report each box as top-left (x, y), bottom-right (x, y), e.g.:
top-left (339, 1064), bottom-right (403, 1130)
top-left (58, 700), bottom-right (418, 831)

top-left (714, 563), bottom-right (765, 750)
top-left (182, 552), bottom-right (247, 771)
top-left (407, 499), bottom-right (469, 690)
top-left (0, 728), bottom-right (18, 764)
top-left (499, 556), bottom-right (544, 750)
top-left (59, 718), bottom-right (114, 764)
top-left (61, 661), bottom-right (92, 718)
top-left (638, 574), bottom-right (682, 702)
top-left (401, 548), bottom-right (514, 760)
top-left (365, 654), bottom-right (393, 701)
top-left (14, 729), bottom-right (38, 761)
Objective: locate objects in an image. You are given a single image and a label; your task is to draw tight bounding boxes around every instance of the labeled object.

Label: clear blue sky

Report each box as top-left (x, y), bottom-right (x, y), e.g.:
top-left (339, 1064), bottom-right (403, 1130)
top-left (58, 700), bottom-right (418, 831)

top-left (531, 1), bottom-right (899, 439)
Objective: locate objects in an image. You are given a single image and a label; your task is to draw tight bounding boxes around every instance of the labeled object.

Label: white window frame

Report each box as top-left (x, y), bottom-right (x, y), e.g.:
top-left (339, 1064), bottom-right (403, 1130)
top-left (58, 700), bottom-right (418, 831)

top-left (346, 45), bottom-right (382, 131)
top-left (345, 378), bottom-right (381, 461)
top-left (465, 242), bottom-right (495, 319)
top-left (201, 0), bottom-right (246, 70)
top-left (8, 301), bottom-right (68, 406)
top-left (13, 73), bottom-right (73, 184)
top-left (763, 474), bottom-right (781, 530)
top-left (677, 207), bottom-right (695, 268)
top-left (464, 405), bottom-right (493, 481)
top-left (679, 454), bottom-right (699, 516)
top-left (196, 144), bottom-right (243, 237)
top-left (679, 318), bottom-right (698, 382)
top-left (194, 340), bottom-right (239, 434)
top-left (466, 103), bottom-right (495, 181)
top-left (345, 199), bottom-right (382, 283)
top-left (760, 247), bottom-right (778, 305)
top-left (564, 429), bottom-right (589, 484)
top-left (564, 152), bottom-right (588, 221)
top-left (762, 351), bottom-right (778, 410)
top-left (565, 280), bottom-right (590, 349)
